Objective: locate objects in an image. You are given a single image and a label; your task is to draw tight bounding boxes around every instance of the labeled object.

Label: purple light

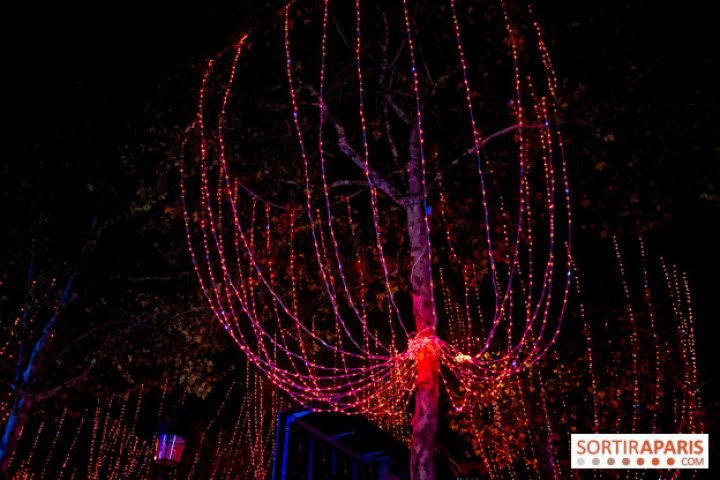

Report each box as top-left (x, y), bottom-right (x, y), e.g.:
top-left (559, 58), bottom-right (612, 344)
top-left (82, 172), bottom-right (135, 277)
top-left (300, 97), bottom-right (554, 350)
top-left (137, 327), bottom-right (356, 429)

top-left (154, 433), bottom-right (186, 467)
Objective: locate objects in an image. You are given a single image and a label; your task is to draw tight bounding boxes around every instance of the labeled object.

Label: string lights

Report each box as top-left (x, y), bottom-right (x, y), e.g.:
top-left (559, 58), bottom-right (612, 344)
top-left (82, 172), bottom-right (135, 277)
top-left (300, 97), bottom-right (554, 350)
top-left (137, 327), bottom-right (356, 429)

top-left (179, 2), bottom-right (573, 468)
top-left (1, 368), bottom-right (282, 479)
top-left (0, 1), bottom-right (704, 478)
top-left (450, 242), bottom-right (703, 478)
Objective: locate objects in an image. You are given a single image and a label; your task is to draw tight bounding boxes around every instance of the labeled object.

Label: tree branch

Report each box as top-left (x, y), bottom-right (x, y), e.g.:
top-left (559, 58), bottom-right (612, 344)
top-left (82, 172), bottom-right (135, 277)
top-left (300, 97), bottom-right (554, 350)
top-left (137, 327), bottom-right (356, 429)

top-left (19, 219), bottom-right (107, 392)
top-left (388, 96), bottom-right (412, 125)
top-left (306, 85), bottom-right (406, 206)
top-left (329, 180), bottom-right (370, 189)
top-left (429, 123), bottom-right (548, 188)
top-left (0, 379), bottom-right (15, 392)
top-left (110, 276), bottom-right (173, 283)
top-left (377, 14), bottom-right (411, 126)
top-left (33, 369), bottom-right (91, 403)
top-left (379, 13), bottom-right (408, 172)
top-left (330, 111), bottom-right (405, 205)
top-left (1, 220), bottom-right (106, 472)
top-left (14, 238), bottom-right (37, 391)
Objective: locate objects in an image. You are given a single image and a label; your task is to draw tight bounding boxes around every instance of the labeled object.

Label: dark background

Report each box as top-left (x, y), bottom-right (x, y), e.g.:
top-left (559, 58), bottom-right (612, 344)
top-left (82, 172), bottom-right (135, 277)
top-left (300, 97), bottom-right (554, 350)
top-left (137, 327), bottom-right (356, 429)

top-left (1, 0), bottom-right (717, 459)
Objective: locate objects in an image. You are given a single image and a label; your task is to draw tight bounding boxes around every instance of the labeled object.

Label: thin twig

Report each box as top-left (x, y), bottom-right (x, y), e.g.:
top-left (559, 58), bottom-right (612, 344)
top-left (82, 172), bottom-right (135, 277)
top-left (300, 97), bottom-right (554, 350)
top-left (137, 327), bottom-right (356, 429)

top-left (429, 123), bottom-right (548, 188)
top-left (307, 85), bottom-right (406, 206)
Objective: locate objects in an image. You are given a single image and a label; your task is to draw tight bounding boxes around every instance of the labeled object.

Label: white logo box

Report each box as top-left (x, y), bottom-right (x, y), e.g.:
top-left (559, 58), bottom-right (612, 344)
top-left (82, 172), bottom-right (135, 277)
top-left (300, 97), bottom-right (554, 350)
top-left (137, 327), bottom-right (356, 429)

top-left (571, 433), bottom-right (708, 469)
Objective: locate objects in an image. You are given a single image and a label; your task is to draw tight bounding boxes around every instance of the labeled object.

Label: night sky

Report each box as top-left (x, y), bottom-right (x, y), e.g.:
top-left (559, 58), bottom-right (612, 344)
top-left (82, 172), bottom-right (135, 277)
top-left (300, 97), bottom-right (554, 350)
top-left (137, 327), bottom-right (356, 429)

top-left (2, 3), bottom-right (241, 144)
top-left (2, 0), bottom-right (718, 438)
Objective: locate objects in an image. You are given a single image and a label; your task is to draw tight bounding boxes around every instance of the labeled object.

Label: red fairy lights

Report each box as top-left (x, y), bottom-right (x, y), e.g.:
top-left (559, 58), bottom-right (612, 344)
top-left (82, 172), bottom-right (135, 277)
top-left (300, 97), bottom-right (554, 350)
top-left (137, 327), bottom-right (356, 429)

top-left (3, 372), bottom-right (281, 479)
top-left (180, 0), bottom-right (572, 424)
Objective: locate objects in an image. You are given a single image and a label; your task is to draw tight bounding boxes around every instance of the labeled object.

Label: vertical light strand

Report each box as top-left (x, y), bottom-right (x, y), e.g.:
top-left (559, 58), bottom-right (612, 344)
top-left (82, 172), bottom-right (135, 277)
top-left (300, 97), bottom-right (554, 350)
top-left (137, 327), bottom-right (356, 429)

top-left (400, 0), bottom-right (438, 329)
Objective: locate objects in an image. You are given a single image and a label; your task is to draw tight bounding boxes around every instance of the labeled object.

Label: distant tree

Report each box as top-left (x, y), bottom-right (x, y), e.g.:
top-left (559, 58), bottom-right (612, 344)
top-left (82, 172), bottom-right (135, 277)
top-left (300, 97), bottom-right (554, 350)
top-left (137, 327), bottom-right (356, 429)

top-left (0, 58), bottom-right (240, 477)
top-left (0, 221), bottom-right (102, 477)
top-left (447, 239), bottom-right (704, 478)
top-left (2, 369), bottom-right (283, 479)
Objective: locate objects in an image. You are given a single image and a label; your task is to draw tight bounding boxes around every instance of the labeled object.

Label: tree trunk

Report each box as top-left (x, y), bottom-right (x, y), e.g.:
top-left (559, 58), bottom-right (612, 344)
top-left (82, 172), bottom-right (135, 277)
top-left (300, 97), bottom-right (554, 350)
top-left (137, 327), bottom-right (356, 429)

top-left (406, 129), bottom-right (439, 480)
top-left (410, 335), bottom-right (439, 480)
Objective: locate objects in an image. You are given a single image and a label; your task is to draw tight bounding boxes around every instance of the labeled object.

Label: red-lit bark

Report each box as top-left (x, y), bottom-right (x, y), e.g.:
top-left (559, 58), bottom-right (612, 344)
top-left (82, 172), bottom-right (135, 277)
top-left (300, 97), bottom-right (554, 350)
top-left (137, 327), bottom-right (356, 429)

top-left (407, 129), bottom-right (439, 480)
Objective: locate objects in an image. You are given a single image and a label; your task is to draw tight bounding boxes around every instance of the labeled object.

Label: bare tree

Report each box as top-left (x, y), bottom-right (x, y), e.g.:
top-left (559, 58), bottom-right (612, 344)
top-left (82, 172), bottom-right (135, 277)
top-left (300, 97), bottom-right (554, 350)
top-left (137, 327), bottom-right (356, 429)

top-left (0, 222), bottom-right (102, 477)
top-left (182, 2), bottom-right (571, 478)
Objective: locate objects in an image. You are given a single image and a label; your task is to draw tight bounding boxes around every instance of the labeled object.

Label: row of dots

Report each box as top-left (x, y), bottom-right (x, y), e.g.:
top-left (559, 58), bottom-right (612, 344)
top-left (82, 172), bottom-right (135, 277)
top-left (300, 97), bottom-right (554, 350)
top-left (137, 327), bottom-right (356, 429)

top-left (577, 457), bottom-right (676, 466)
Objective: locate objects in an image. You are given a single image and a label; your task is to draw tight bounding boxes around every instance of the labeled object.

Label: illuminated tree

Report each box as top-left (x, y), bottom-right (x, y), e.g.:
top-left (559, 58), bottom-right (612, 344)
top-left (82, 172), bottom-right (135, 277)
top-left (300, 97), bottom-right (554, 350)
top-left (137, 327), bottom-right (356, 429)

top-left (181, 1), bottom-right (571, 478)
top-left (448, 240), bottom-right (704, 478)
top-left (2, 370), bottom-right (282, 479)
top-left (0, 225), bottom-right (103, 478)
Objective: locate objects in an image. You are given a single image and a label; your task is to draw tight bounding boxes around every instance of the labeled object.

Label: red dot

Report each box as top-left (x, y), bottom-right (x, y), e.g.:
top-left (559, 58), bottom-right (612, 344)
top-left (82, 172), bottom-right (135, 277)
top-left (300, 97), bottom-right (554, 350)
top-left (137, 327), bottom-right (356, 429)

top-left (622, 458), bottom-right (630, 466)
top-left (652, 458), bottom-right (660, 466)
top-left (637, 458), bottom-right (645, 466)
top-left (667, 458), bottom-right (675, 466)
